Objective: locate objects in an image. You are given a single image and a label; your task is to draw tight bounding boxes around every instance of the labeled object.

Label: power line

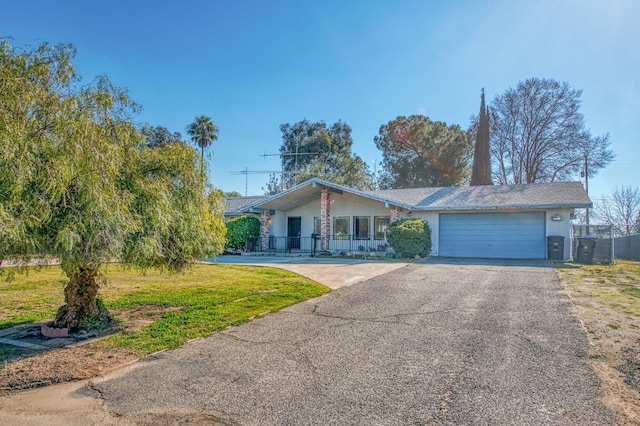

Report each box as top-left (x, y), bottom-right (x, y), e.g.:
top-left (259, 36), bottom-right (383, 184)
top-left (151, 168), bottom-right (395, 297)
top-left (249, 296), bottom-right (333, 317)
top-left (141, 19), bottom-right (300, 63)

top-left (230, 170), bottom-right (286, 175)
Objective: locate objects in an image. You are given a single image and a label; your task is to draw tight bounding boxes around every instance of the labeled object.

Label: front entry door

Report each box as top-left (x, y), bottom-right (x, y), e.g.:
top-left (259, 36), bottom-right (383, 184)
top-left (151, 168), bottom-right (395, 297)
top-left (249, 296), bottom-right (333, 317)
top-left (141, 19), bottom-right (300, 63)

top-left (288, 217), bottom-right (301, 249)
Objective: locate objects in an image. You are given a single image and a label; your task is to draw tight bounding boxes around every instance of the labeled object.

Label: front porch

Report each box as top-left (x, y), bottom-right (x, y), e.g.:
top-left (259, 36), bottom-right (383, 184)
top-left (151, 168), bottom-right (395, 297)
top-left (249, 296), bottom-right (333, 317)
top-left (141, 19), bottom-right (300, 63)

top-left (245, 234), bottom-right (391, 256)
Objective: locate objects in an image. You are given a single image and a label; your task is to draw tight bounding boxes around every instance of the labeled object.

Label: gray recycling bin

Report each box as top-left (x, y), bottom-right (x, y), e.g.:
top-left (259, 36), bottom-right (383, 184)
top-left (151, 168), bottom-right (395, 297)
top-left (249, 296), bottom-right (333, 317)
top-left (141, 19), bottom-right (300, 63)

top-left (576, 236), bottom-right (597, 264)
top-left (547, 236), bottom-right (564, 261)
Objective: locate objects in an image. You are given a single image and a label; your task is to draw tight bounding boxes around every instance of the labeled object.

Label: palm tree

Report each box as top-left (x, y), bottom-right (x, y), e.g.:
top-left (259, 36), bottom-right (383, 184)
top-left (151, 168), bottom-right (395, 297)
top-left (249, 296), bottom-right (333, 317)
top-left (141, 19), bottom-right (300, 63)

top-left (186, 115), bottom-right (219, 181)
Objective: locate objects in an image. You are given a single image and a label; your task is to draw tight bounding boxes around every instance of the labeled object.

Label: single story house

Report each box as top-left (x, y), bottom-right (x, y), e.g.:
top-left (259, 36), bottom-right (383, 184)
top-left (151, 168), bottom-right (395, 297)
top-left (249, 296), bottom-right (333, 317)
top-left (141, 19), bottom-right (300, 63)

top-left (223, 178), bottom-right (591, 261)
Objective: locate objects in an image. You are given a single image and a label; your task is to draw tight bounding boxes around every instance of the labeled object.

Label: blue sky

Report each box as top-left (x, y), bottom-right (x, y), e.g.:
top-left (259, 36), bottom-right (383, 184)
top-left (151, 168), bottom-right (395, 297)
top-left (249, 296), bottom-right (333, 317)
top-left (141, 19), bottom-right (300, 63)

top-left (2, 0), bottom-right (638, 199)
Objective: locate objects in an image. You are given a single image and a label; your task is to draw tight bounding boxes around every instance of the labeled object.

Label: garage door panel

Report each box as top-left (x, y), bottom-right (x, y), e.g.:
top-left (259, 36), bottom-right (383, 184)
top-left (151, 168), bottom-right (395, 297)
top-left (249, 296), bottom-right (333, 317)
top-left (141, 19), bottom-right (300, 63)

top-left (439, 212), bottom-right (545, 259)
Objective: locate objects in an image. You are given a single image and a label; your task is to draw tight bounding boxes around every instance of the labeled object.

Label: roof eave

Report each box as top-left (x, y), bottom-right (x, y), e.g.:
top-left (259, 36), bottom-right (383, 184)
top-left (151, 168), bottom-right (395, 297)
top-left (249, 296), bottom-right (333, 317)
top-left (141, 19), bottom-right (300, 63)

top-left (252, 178), bottom-right (413, 211)
top-left (412, 202), bottom-right (592, 211)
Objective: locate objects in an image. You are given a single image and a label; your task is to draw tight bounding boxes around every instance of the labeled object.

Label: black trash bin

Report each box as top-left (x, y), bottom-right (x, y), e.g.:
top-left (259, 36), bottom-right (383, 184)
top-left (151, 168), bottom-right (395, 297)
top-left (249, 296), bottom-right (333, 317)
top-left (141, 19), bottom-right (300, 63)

top-left (547, 236), bottom-right (565, 261)
top-left (576, 236), bottom-right (597, 264)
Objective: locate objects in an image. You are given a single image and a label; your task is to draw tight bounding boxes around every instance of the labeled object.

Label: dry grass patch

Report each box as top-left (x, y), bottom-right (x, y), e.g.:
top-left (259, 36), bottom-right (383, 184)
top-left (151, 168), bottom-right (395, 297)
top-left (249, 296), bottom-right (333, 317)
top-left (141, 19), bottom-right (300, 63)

top-left (556, 260), bottom-right (640, 424)
top-left (0, 346), bottom-right (138, 395)
top-left (114, 305), bottom-right (184, 333)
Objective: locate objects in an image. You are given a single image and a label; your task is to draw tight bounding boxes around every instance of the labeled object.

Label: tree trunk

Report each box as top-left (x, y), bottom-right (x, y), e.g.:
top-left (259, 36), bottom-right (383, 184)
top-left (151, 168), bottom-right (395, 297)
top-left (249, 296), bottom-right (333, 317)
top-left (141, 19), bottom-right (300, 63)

top-left (54, 267), bottom-right (107, 331)
top-left (201, 145), bottom-right (205, 183)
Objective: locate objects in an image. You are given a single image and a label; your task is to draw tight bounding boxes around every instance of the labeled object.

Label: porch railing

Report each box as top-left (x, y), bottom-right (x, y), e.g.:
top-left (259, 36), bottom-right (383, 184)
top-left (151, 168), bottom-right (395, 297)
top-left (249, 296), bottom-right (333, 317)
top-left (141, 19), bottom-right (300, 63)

top-left (245, 235), bottom-right (390, 255)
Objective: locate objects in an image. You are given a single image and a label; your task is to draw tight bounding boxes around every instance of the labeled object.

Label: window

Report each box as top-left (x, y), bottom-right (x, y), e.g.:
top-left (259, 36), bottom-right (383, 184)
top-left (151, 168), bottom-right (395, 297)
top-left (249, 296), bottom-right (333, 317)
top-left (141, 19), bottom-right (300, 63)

top-left (374, 216), bottom-right (390, 240)
top-left (333, 217), bottom-right (349, 240)
top-left (314, 217), bottom-right (321, 235)
top-left (354, 216), bottom-right (370, 240)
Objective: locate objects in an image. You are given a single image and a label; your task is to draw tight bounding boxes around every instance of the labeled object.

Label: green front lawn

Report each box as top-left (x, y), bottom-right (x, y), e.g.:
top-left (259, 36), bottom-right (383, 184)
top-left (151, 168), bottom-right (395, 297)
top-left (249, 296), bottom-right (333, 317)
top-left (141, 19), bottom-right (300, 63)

top-left (0, 264), bottom-right (330, 355)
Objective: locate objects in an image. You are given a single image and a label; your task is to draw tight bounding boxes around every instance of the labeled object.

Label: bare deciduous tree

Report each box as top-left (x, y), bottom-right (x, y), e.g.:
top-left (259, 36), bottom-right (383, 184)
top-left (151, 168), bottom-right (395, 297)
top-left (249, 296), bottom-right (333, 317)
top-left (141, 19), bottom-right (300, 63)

top-left (490, 78), bottom-right (614, 184)
top-left (595, 186), bottom-right (640, 236)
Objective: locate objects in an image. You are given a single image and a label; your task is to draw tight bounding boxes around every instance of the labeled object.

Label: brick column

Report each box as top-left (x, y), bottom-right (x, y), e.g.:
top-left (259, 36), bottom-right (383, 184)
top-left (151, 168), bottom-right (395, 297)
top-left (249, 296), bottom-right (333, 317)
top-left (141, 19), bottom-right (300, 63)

top-left (320, 189), bottom-right (330, 250)
top-left (260, 210), bottom-right (270, 250)
top-left (390, 207), bottom-right (399, 223)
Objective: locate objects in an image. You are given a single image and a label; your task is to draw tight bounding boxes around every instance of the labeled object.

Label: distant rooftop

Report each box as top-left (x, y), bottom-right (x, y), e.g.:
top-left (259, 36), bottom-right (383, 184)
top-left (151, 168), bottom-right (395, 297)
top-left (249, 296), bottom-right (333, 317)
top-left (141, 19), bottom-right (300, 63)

top-left (223, 196), bottom-right (267, 215)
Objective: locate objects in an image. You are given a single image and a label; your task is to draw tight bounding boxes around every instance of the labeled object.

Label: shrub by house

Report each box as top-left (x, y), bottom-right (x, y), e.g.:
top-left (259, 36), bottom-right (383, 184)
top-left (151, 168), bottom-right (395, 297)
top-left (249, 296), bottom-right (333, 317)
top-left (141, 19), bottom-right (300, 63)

top-left (386, 218), bottom-right (432, 258)
top-left (225, 215), bottom-right (260, 251)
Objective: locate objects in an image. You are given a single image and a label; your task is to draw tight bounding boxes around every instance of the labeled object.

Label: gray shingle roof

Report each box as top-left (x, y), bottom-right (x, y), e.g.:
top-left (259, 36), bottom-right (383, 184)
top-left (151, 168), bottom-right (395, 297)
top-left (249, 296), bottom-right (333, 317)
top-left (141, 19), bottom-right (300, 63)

top-left (223, 196), bottom-right (267, 215)
top-left (223, 178), bottom-right (591, 214)
top-left (365, 181), bottom-right (591, 210)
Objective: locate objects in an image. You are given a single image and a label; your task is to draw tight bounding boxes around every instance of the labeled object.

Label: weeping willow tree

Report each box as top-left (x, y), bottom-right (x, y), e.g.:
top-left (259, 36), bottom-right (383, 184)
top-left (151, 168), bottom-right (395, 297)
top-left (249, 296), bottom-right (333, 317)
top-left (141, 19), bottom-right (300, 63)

top-left (0, 40), bottom-right (225, 330)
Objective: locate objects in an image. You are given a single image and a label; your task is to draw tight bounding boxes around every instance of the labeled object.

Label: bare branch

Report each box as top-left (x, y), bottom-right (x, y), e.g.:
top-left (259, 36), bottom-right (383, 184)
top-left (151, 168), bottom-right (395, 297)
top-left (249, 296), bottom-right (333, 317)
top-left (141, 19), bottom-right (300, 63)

top-left (594, 186), bottom-right (640, 236)
top-left (489, 78), bottom-right (613, 184)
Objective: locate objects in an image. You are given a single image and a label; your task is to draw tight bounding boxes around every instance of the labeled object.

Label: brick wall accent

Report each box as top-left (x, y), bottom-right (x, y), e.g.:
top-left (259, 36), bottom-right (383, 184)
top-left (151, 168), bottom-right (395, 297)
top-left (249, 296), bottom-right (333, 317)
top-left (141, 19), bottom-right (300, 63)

top-left (390, 208), bottom-right (399, 223)
top-left (260, 210), bottom-right (270, 250)
top-left (321, 189), bottom-right (330, 250)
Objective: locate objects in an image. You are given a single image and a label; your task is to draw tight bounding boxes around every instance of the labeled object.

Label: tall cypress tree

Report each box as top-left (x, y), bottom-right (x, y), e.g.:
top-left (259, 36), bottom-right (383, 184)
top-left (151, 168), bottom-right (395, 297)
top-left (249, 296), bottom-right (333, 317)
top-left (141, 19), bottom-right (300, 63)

top-left (470, 88), bottom-right (493, 186)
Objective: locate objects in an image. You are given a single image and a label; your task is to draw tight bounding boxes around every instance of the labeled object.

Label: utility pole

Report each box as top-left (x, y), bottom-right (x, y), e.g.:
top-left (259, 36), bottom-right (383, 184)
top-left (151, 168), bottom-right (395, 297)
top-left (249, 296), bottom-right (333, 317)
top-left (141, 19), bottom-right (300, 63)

top-left (244, 166), bottom-right (248, 196)
top-left (584, 154), bottom-right (590, 234)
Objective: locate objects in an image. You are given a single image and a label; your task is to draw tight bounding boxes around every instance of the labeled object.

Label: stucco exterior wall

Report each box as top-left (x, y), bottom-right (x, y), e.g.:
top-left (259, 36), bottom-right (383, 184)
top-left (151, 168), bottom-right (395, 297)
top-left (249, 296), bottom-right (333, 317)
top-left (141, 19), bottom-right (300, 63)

top-left (545, 208), bottom-right (572, 260)
top-left (270, 211), bottom-right (287, 237)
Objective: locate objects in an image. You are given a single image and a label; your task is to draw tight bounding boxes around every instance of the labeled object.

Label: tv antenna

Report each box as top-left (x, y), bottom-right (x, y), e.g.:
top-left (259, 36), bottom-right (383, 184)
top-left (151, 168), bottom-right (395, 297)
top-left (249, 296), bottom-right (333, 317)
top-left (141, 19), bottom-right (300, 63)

top-left (260, 150), bottom-right (321, 186)
top-left (230, 167), bottom-right (286, 196)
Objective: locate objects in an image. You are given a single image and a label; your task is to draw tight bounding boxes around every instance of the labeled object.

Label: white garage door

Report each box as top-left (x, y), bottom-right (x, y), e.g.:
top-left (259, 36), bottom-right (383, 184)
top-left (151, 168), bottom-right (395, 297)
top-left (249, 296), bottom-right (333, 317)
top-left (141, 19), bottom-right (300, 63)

top-left (439, 212), bottom-right (546, 259)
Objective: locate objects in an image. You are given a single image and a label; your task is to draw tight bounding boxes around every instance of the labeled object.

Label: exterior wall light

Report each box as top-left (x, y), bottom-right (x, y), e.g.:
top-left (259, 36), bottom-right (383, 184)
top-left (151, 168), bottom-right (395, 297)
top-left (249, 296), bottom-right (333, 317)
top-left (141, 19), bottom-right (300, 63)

top-left (551, 214), bottom-right (562, 221)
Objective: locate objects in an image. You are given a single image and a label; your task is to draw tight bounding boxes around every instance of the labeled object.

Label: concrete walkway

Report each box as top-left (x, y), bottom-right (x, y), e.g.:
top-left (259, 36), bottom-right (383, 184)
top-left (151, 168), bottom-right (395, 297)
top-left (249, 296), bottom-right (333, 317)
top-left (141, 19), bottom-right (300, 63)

top-left (208, 255), bottom-right (409, 290)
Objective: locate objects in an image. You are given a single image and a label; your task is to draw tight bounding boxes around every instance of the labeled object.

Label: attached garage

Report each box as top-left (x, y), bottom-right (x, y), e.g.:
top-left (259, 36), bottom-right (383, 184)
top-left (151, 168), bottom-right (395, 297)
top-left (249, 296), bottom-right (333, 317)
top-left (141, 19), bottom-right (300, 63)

top-left (439, 212), bottom-right (546, 259)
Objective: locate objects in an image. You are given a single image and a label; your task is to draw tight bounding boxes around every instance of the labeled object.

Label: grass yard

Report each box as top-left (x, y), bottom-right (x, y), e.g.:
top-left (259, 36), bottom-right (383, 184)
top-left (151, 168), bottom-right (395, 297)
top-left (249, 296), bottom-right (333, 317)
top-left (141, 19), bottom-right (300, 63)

top-left (555, 260), bottom-right (640, 424)
top-left (0, 264), bottom-right (330, 355)
top-left (556, 260), bottom-right (640, 320)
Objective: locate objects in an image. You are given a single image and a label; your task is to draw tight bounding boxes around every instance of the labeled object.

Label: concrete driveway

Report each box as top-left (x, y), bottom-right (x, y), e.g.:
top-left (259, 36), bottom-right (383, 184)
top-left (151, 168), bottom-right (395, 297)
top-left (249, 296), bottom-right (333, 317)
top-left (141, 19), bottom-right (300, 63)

top-left (90, 259), bottom-right (614, 425)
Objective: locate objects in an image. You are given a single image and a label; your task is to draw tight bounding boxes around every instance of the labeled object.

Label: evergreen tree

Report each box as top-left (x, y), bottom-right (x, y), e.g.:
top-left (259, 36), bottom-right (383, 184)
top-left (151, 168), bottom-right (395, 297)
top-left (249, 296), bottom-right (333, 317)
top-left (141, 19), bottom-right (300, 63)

top-left (375, 115), bottom-right (472, 189)
top-left (470, 89), bottom-right (493, 185)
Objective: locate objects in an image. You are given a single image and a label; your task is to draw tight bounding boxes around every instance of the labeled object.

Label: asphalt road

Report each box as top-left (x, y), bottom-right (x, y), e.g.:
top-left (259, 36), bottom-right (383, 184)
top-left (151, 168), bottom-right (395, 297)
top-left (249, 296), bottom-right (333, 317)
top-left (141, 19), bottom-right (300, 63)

top-left (94, 259), bottom-right (615, 425)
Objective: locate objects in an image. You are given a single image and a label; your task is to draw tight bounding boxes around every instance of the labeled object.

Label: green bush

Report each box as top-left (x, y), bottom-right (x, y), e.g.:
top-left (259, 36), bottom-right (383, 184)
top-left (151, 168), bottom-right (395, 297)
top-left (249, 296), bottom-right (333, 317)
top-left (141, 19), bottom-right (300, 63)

top-left (386, 218), bottom-right (432, 258)
top-left (225, 215), bottom-right (261, 251)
